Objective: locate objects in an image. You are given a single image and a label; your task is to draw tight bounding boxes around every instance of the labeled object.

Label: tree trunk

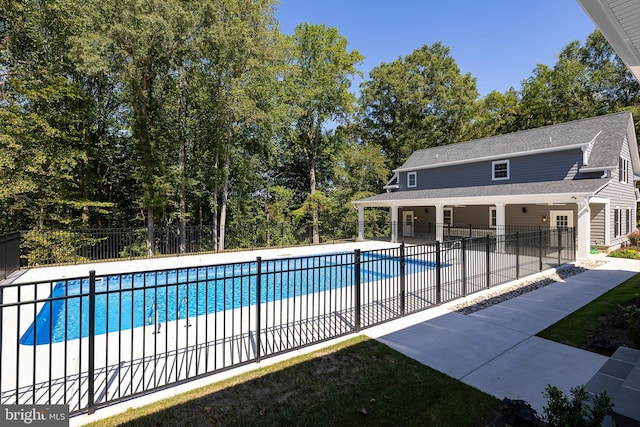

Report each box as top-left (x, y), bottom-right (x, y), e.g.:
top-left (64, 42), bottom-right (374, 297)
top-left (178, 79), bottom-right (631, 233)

top-left (309, 163), bottom-right (319, 244)
top-left (218, 125), bottom-right (232, 252)
top-left (147, 206), bottom-right (155, 257)
top-left (177, 68), bottom-right (187, 253)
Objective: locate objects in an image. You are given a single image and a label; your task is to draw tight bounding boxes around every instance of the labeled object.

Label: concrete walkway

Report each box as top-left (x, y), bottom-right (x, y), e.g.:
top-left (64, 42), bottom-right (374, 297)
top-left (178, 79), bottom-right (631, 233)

top-left (368, 257), bottom-right (640, 414)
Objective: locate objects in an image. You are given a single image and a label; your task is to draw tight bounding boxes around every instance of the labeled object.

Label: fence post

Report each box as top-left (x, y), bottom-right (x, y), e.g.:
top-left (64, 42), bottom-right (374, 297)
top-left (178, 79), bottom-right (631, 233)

top-left (354, 249), bottom-right (361, 331)
top-left (461, 238), bottom-right (467, 297)
top-left (538, 226), bottom-right (543, 272)
top-left (255, 257), bottom-right (262, 362)
top-left (435, 241), bottom-right (441, 304)
top-left (485, 235), bottom-right (491, 289)
top-left (558, 227), bottom-right (562, 266)
top-left (399, 243), bottom-right (406, 316)
top-left (88, 270), bottom-right (96, 414)
top-left (515, 232), bottom-right (520, 279)
top-left (129, 227), bottom-right (134, 259)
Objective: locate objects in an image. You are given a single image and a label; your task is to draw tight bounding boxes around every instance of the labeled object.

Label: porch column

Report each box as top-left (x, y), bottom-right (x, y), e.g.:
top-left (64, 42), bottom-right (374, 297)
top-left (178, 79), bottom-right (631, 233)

top-left (435, 204), bottom-right (444, 242)
top-left (495, 203), bottom-right (506, 252)
top-left (356, 205), bottom-right (364, 241)
top-left (390, 205), bottom-right (399, 243)
top-left (577, 198), bottom-right (591, 260)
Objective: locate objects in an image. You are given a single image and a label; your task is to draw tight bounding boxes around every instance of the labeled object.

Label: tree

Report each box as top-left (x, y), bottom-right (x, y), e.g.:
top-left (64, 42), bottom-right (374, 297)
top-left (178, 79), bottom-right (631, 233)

top-left (285, 23), bottom-right (363, 244)
top-left (191, 0), bottom-right (282, 251)
top-left (359, 43), bottom-right (478, 169)
top-left (467, 88), bottom-right (520, 139)
top-left (0, 0), bottom-right (110, 230)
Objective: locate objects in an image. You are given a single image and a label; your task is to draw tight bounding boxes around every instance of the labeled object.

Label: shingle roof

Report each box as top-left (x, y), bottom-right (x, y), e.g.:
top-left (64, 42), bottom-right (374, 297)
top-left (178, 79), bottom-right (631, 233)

top-left (396, 112), bottom-right (632, 172)
top-left (356, 178), bottom-right (611, 204)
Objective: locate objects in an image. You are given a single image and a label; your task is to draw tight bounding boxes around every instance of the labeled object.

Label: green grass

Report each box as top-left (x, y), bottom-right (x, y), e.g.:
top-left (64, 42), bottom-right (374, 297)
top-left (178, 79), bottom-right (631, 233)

top-left (85, 336), bottom-right (500, 427)
top-left (537, 272), bottom-right (640, 348)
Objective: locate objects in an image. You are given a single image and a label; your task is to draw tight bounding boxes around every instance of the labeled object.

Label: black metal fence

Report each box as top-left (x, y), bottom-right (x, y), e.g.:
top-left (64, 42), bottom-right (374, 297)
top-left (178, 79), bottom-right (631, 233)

top-left (1, 232), bottom-right (20, 280)
top-left (18, 223), bottom-right (329, 267)
top-left (0, 228), bottom-right (574, 415)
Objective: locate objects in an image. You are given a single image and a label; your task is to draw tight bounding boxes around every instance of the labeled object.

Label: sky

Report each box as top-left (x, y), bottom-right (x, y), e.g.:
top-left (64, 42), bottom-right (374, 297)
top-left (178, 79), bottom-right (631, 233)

top-left (275, 0), bottom-right (597, 96)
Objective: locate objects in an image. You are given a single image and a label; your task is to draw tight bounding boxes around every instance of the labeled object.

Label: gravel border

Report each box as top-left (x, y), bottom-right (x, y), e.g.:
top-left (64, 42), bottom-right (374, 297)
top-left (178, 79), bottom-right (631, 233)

top-left (451, 259), bottom-right (609, 315)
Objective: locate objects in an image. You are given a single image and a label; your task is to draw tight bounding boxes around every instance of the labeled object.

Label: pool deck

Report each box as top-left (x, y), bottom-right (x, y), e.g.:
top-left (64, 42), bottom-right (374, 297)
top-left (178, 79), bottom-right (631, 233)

top-left (10, 241), bottom-right (401, 285)
top-left (4, 243), bottom-right (635, 426)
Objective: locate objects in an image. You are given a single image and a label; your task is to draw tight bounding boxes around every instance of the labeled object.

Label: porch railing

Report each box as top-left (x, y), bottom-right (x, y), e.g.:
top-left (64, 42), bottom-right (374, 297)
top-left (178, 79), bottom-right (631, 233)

top-left (0, 229), bottom-right (574, 415)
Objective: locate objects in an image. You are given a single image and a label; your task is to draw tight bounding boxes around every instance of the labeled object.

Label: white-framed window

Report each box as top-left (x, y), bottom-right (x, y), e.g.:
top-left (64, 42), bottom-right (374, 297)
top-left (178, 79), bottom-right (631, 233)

top-left (443, 208), bottom-right (453, 225)
top-left (614, 208), bottom-right (623, 237)
top-left (619, 157), bottom-right (629, 184)
top-left (407, 171), bottom-right (417, 188)
top-left (627, 208), bottom-right (634, 234)
top-left (489, 207), bottom-right (497, 228)
top-left (492, 160), bottom-right (510, 181)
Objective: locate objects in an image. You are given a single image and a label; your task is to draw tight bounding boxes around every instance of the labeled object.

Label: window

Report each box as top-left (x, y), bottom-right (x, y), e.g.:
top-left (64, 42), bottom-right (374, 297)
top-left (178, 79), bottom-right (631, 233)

top-left (492, 160), bottom-right (510, 181)
top-left (489, 207), bottom-right (497, 228)
top-left (443, 208), bottom-right (453, 225)
top-left (619, 157), bottom-right (629, 184)
top-left (615, 208), bottom-right (622, 237)
top-left (628, 208), bottom-right (634, 234)
top-left (407, 172), bottom-right (417, 188)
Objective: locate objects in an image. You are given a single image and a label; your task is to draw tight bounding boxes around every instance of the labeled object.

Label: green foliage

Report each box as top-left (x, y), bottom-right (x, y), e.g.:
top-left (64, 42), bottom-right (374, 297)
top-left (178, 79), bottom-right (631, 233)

top-left (3, 0), bottom-right (639, 253)
top-left (621, 304), bottom-right (640, 346)
top-left (609, 249), bottom-right (639, 259)
top-left (628, 230), bottom-right (640, 246)
top-left (542, 385), bottom-right (613, 427)
top-left (20, 230), bottom-right (105, 266)
top-left (359, 42), bottom-right (479, 168)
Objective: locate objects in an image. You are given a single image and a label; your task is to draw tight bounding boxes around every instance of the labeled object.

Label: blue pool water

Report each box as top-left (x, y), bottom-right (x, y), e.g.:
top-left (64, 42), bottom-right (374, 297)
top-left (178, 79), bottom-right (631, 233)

top-left (20, 252), bottom-right (438, 345)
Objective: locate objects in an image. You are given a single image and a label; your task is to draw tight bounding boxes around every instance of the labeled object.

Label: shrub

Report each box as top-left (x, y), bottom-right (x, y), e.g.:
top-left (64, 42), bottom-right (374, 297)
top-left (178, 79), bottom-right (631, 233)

top-left (609, 249), bottom-right (639, 259)
top-left (621, 304), bottom-right (640, 346)
top-left (542, 385), bottom-right (612, 427)
top-left (628, 229), bottom-right (640, 246)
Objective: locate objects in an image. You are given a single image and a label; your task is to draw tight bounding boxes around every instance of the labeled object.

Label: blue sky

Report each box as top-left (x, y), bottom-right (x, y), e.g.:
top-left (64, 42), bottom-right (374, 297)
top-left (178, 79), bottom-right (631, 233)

top-left (275, 1), bottom-right (597, 96)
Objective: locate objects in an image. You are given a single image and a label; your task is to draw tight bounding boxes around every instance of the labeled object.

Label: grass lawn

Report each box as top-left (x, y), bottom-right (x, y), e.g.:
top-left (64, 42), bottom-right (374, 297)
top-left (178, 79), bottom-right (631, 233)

top-left (85, 335), bottom-right (500, 426)
top-left (537, 272), bottom-right (640, 349)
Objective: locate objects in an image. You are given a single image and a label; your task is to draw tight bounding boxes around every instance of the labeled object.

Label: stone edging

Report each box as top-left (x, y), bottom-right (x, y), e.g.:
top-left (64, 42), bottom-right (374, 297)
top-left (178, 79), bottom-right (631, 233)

top-left (451, 260), bottom-right (609, 315)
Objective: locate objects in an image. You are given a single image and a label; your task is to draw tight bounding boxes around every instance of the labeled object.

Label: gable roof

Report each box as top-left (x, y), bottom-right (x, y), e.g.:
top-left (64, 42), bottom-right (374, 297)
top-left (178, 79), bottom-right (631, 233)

top-left (395, 111), bottom-right (633, 173)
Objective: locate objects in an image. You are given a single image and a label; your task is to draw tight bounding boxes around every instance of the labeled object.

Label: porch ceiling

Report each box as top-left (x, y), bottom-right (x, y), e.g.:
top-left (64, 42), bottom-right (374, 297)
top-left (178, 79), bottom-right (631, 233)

top-left (353, 178), bottom-right (611, 208)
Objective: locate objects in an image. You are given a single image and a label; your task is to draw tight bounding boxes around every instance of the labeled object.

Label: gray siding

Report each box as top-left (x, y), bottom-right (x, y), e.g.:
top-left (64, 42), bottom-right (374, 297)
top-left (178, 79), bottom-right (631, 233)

top-left (597, 138), bottom-right (638, 245)
top-left (399, 149), bottom-right (583, 191)
top-left (590, 204), bottom-right (606, 246)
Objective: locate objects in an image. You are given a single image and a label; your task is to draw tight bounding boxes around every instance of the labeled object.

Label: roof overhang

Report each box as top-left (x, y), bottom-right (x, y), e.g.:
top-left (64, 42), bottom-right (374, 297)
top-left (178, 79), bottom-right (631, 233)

top-left (353, 179), bottom-right (611, 209)
top-left (577, 0), bottom-right (640, 82)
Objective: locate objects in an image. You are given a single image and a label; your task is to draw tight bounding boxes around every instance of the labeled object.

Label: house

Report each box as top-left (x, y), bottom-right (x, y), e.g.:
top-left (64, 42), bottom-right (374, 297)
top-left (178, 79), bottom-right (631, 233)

top-left (353, 111), bottom-right (640, 259)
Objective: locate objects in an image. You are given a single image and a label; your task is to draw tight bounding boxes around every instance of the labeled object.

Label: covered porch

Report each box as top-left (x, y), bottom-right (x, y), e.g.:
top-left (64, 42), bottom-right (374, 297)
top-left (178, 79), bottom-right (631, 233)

top-left (353, 180), bottom-right (612, 260)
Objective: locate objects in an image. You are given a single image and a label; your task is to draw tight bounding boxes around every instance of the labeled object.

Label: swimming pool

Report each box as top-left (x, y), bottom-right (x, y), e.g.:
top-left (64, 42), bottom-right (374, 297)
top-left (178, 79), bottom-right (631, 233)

top-left (20, 251), bottom-right (439, 345)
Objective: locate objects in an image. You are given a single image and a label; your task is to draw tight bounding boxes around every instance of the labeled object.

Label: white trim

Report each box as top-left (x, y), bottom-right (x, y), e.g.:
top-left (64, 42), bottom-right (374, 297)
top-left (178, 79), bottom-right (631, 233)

top-left (407, 171), bottom-right (417, 188)
top-left (394, 143), bottom-right (589, 173)
top-left (492, 160), bottom-right (510, 181)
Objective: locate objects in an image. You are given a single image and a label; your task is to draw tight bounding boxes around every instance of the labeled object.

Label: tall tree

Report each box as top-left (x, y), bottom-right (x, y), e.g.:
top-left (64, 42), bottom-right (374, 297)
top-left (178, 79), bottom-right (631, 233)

top-left (192, 0), bottom-right (282, 251)
top-left (0, 0), bottom-right (107, 230)
top-left (285, 23), bottom-right (363, 244)
top-left (359, 43), bottom-right (478, 169)
top-left (73, 0), bottom-right (197, 255)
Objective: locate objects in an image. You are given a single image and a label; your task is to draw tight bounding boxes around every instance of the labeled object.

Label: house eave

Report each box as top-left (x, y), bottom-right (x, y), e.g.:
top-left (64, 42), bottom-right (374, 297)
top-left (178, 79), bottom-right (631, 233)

top-left (579, 166), bottom-right (616, 173)
top-left (394, 143), bottom-right (590, 173)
